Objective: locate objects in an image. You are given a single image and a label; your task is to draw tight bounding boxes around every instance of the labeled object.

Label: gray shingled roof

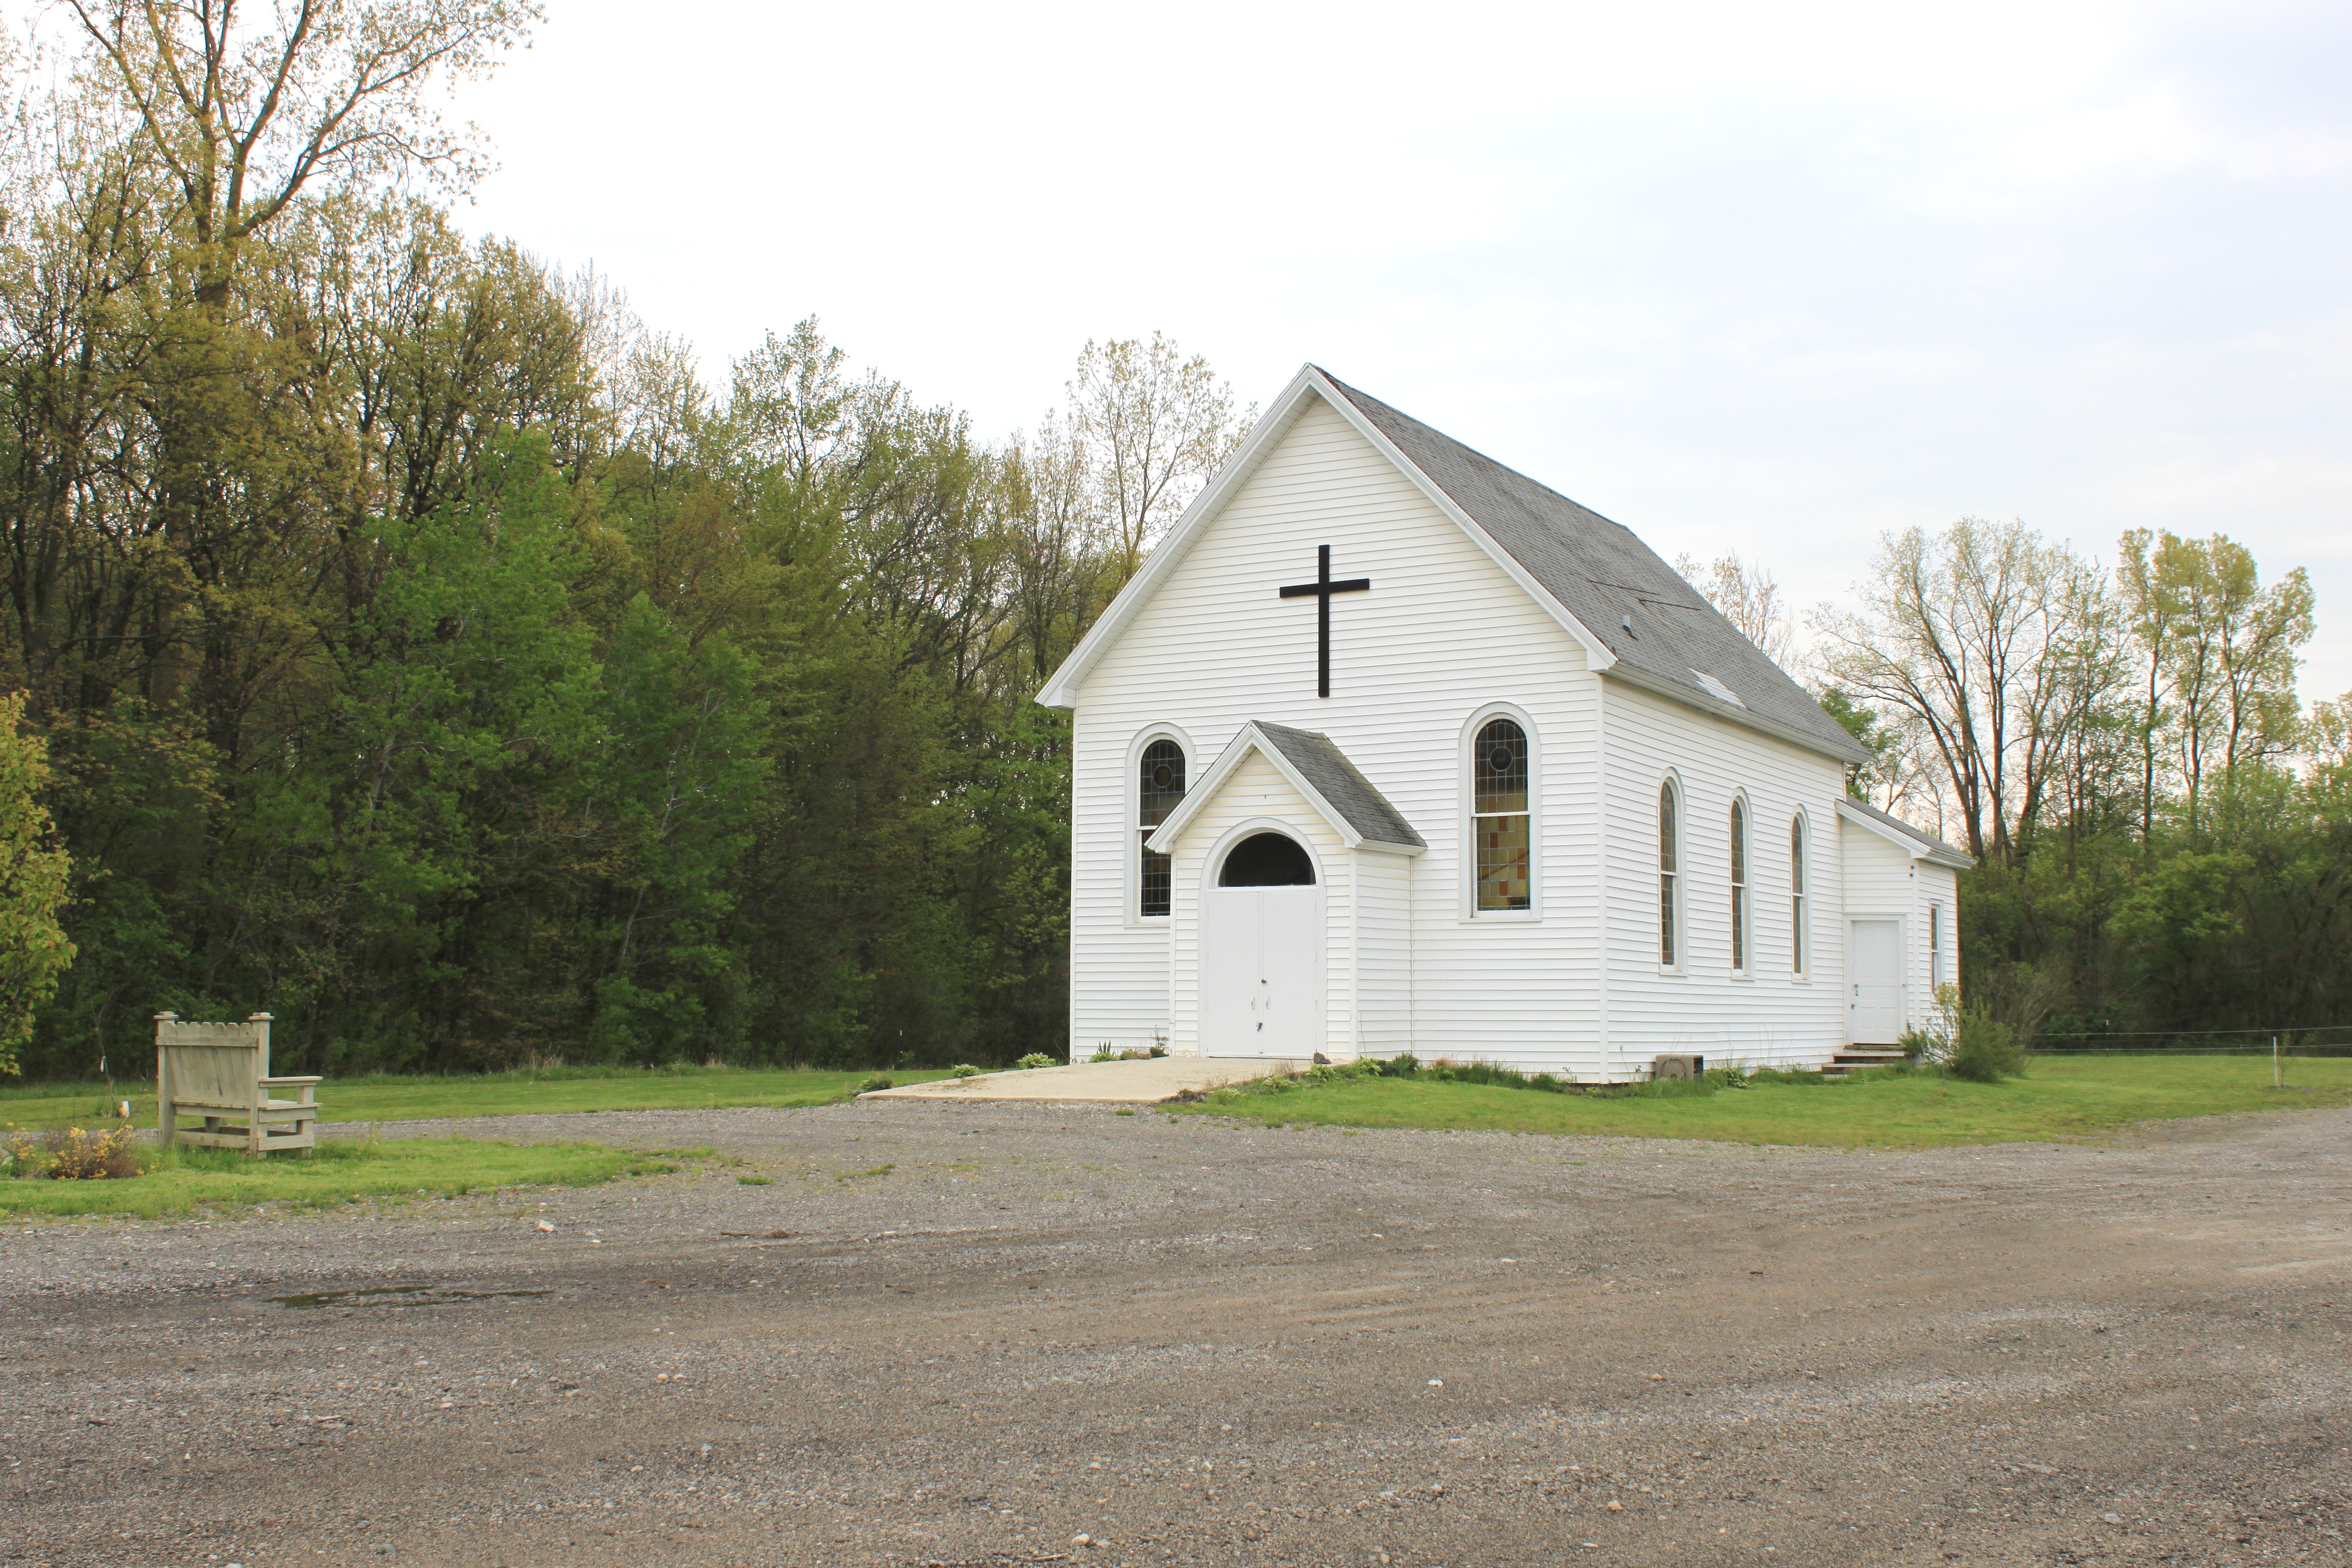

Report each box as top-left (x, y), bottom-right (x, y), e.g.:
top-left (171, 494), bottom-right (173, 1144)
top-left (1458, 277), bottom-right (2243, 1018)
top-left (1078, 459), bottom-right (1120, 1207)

top-left (1841, 796), bottom-right (1975, 867)
top-left (1318, 371), bottom-right (1870, 766)
top-left (1252, 722), bottom-right (1426, 849)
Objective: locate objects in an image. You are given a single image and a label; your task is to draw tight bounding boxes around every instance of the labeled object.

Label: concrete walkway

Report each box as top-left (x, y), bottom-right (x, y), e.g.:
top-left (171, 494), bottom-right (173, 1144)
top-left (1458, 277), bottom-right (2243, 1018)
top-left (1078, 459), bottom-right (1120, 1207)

top-left (862, 1056), bottom-right (1304, 1103)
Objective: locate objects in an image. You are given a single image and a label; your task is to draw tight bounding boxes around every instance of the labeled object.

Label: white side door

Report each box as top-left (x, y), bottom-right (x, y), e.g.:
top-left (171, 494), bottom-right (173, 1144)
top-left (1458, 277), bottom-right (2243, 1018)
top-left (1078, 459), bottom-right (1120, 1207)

top-left (1849, 918), bottom-right (1904, 1043)
top-left (1201, 887), bottom-right (1323, 1058)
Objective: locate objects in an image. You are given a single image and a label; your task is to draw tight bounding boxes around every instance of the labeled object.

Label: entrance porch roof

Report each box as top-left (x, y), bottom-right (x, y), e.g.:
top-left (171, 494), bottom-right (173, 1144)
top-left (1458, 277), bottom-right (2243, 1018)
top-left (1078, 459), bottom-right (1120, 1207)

top-left (1145, 721), bottom-right (1426, 857)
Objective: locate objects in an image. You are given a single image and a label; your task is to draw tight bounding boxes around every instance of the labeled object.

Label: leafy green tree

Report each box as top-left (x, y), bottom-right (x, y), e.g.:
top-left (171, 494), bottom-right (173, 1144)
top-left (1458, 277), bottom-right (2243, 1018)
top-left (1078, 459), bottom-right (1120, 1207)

top-left (28, 703), bottom-right (220, 1078)
top-left (0, 693), bottom-right (75, 1073)
top-left (585, 594), bottom-right (767, 1062)
top-left (1066, 334), bottom-right (1251, 578)
top-left (311, 440), bottom-right (601, 1063)
top-left (1817, 689), bottom-right (1897, 801)
top-left (2116, 530), bottom-right (2313, 832)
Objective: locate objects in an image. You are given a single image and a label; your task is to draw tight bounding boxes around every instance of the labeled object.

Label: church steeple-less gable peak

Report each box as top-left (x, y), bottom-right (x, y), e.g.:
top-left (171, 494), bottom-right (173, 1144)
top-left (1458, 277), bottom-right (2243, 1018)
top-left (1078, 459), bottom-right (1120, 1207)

top-left (1038, 365), bottom-right (1869, 768)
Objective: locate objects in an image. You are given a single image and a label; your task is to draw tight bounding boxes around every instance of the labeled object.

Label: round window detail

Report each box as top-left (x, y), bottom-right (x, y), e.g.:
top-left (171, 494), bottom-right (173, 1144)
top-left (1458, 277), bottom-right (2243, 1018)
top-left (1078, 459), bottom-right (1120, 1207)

top-left (1218, 833), bottom-right (1316, 886)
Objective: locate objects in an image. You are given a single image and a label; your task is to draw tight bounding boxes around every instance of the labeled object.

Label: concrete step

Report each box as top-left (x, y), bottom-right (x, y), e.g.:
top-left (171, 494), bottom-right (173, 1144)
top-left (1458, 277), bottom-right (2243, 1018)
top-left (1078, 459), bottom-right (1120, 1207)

top-left (1822, 1050), bottom-right (1910, 1078)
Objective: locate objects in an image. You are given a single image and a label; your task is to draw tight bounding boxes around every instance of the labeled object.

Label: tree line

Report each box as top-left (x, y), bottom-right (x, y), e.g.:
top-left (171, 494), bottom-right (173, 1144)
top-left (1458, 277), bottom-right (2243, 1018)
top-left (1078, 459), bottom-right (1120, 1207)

top-left (2, 2), bottom-right (2342, 1078)
top-left (1692, 519), bottom-right (2349, 1045)
top-left (0, 2), bottom-right (1245, 1077)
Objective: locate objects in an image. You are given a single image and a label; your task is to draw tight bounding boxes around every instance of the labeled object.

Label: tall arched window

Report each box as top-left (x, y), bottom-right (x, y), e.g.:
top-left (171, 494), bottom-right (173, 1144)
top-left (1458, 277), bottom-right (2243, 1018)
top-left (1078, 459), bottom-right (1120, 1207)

top-left (1137, 738), bottom-right (1185, 918)
top-left (1659, 781), bottom-right (1680, 967)
top-left (1472, 717), bottom-right (1531, 911)
top-left (1789, 815), bottom-right (1809, 975)
top-left (1729, 799), bottom-right (1749, 974)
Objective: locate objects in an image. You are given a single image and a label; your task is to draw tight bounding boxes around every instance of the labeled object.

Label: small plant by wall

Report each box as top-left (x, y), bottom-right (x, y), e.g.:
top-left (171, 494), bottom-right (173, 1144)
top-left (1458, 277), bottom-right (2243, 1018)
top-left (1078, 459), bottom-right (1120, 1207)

top-left (1949, 1011), bottom-right (2024, 1083)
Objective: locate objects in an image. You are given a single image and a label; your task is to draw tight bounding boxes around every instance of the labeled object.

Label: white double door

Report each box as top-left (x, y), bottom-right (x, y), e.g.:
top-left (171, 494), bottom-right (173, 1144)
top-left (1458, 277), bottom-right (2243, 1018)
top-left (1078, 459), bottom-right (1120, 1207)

top-left (1200, 886), bottom-right (1324, 1058)
top-left (1848, 918), bottom-right (1904, 1043)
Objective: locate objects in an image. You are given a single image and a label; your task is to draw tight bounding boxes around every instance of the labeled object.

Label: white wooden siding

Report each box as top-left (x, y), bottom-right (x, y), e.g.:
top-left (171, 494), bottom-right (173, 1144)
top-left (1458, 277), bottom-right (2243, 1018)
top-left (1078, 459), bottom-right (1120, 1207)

top-left (1837, 818), bottom-right (1930, 1039)
top-left (1354, 852), bottom-right (1413, 1055)
top-left (1916, 862), bottom-right (1960, 1022)
top-left (1598, 680), bottom-right (1851, 1072)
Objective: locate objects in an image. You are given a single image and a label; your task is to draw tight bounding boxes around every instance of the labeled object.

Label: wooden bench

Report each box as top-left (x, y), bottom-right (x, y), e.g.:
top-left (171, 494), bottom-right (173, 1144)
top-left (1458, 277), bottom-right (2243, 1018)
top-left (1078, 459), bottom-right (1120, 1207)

top-left (155, 1012), bottom-right (323, 1156)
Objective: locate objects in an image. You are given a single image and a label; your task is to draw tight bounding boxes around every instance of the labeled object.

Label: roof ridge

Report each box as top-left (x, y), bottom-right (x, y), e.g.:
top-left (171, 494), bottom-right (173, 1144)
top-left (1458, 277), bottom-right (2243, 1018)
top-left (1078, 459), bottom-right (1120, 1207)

top-left (1312, 366), bottom-right (1628, 530)
top-left (1309, 366), bottom-right (1870, 767)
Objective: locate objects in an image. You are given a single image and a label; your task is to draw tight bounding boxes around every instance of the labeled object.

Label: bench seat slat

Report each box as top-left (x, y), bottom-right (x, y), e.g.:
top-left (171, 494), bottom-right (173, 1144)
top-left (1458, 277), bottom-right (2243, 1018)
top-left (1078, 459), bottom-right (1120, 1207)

top-left (173, 1129), bottom-right (316, 1148)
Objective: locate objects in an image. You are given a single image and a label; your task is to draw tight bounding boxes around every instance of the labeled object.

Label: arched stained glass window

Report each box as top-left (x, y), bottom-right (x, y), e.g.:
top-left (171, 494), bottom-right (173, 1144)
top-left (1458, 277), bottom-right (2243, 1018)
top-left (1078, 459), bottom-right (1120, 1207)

top-left (1659, 782), bottom-right (1680, 966)
top-left (1137, 738), bottom-right (1185, 918)
top-left (1730, 799), bottom-right (1749, 973)
top-left (1790, 816), bottom-right (1808, 975)
top-left (1472, 718), bottom-right (1531, 911)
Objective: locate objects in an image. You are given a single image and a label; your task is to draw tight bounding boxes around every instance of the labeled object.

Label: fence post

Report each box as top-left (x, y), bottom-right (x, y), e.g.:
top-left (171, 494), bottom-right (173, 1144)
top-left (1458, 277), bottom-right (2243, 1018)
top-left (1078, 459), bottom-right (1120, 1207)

top-left (154, 1012), bottom-right (178, 1149)
top-left (2272, 1034), bottom-right (2280, 1088)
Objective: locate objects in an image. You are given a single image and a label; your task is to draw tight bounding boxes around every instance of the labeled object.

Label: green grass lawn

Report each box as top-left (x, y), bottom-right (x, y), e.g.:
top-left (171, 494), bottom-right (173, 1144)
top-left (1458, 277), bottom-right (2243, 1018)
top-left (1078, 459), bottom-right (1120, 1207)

top-left (0, 1135), bottom-right (690, 1220)
top-left (1176, 1054), bottom-right (2352, 1148)
top-left (0, 1064), bottom-right (951, 1133)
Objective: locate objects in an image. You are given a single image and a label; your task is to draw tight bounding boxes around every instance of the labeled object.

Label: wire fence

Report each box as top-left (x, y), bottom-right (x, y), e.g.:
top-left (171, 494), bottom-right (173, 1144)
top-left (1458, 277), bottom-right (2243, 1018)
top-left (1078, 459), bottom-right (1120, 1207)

top-left (2028, 1025), bottom-right (2352, 1058)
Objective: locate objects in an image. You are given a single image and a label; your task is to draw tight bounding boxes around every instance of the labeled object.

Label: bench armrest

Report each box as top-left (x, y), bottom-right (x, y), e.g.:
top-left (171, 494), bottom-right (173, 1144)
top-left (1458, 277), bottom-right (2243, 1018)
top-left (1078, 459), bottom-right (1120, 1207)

top-left (259, 1076), bottom-right (324, 1086)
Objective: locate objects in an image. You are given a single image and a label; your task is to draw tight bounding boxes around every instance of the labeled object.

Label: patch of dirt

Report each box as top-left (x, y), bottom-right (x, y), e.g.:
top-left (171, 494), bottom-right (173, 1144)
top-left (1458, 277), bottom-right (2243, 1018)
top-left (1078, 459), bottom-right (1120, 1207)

top-left (4, 1101), bottom-right (2349, 1567)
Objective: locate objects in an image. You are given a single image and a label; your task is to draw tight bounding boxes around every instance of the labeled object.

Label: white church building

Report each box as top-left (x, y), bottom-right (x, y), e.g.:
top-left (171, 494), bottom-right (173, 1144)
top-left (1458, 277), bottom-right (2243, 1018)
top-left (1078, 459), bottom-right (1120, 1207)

top-left (1037, 366), bottom-right (1971, 1080)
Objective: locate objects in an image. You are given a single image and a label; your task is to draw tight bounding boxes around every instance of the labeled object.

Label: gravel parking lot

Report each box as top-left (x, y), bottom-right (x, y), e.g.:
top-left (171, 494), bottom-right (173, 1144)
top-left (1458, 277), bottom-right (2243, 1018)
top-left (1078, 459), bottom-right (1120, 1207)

top-left (4, 1099), bottom-right (2349, 1568)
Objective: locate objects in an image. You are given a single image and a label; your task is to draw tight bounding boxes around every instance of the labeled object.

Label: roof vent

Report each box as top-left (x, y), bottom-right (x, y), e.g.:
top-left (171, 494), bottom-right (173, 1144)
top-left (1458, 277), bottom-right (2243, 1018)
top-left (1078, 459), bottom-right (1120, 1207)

top-left (1621, 613), bottom-right (1637, 638)
top-left (1691, 670), bottom-right (1745, 708)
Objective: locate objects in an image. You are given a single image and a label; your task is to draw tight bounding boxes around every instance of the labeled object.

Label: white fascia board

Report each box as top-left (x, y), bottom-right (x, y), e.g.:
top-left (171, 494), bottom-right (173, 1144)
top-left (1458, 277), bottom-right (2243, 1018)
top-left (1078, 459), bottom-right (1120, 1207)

top-left (1033, 368), bottom-right (1327, 711)
top-left (1301, 367), bottom-right (1618, 673)
top-left (1144, 723), bottom-right (1367, 854)
top-left (1835, 799), bottom-right (1975, 870)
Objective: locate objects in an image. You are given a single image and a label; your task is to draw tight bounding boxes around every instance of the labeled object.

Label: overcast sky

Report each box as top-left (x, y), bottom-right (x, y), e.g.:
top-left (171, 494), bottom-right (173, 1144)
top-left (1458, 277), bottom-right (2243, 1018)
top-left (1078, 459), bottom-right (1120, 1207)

top-left (450, 0), bottom-right (2352, 699)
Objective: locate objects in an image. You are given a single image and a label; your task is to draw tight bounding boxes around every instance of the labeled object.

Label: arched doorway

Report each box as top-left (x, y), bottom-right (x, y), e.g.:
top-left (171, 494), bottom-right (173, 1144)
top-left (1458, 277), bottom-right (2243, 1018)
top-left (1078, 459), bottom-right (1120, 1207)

top-left (1201, 829), bottom-right (1323, 1058)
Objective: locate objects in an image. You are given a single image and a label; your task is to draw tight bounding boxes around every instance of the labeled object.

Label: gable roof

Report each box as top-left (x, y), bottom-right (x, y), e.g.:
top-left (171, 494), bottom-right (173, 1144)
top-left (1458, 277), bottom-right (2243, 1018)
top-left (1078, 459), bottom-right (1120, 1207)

top-left (1145, 721), bottom-right (1425, 856)
top-left (1836, 797), bottom-right (1976, 870)
top-left (1251, 722), bottom-right (1426, 849)
top-left (1317, 373), bottom-right (1868, 765)
top-left (1037, 365), bottom-right (1868, 767)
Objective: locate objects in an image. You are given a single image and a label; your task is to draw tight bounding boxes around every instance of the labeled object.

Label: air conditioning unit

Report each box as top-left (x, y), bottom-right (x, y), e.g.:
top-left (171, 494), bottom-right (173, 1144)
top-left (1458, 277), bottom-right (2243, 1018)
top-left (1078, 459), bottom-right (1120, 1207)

top-left (1652, 1053), bottom-right (1705, 1081)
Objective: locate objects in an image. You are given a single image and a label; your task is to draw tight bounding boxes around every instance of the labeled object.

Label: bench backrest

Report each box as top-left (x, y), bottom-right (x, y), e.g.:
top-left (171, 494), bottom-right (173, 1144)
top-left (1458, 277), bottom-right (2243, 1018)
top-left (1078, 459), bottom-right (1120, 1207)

top-left (156, 1014), bottom-right (273, 1102)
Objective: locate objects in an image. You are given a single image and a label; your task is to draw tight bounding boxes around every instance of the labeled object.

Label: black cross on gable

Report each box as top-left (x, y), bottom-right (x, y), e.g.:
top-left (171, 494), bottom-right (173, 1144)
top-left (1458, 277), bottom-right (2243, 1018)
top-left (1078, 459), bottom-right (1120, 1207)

top-left (1277, 544), bottom-right (1371, 698)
